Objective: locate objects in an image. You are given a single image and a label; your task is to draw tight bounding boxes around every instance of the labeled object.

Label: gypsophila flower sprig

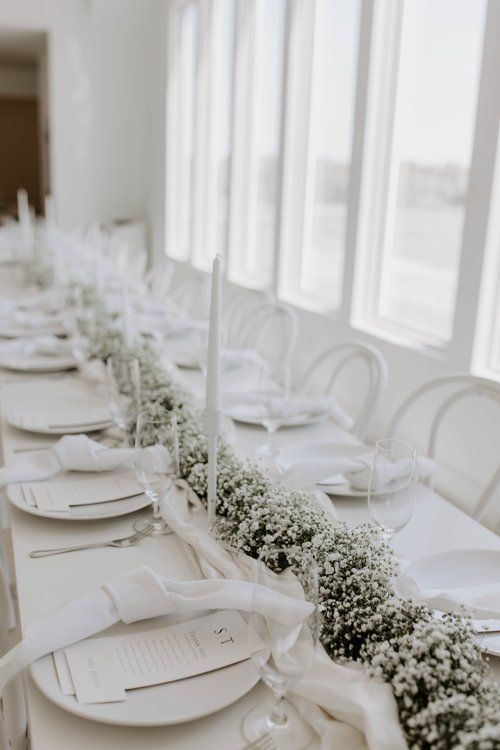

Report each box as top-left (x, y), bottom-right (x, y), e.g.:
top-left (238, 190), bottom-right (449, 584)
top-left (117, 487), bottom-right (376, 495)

top-left (76, 301), bottom-right (500, 750)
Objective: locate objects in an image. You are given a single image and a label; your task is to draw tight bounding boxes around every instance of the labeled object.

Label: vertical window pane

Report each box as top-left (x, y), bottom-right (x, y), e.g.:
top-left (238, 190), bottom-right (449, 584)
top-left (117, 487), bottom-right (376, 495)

top-left (176, 2), bottom-right (198, 260)
top-left (230, 0), bottom-right (286, 288)
top-left (302, 0), bottom-right (360, 308)
top-left (250, 0), bottom-right (286, 286)
top-left (378, 0), bottom-right (486, 341)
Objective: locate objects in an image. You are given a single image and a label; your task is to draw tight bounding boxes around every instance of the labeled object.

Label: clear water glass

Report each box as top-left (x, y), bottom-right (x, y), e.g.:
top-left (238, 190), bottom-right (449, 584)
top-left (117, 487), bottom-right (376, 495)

top-left (105, 356), bottom-right (141, 433)
top-left (243, 547), bottom-right (319, 750)
top-left (367, 437), bottom-right (417, 542)
top-left (256, 365), bottom-right (292, 458)
top-left (134, 410), bottom-right (179, 534)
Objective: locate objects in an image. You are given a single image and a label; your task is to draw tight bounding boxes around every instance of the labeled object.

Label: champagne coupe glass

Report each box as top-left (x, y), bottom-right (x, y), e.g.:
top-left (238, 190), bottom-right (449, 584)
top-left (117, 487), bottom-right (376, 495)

top-left (134, 410), bottom-right (179, 535)
top-left (105, 356), bottom-right (141, 434)
top-left (367, 437), bottom-right (417, 543)
top-left (243, 547), bottom-right (319, 749)
top-left (256, 365), bottom-right (292, 458)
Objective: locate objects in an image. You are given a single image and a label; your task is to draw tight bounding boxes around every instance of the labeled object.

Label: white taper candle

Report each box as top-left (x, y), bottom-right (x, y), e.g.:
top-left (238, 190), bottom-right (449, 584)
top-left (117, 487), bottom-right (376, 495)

top-left (204, 255), bottom-right (223, 524)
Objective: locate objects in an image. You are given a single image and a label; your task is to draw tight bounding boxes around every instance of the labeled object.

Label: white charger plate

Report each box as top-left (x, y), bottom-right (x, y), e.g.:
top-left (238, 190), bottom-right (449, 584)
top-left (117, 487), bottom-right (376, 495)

top-left (408, 549), bottom-right (500, 657)
top-left (7, 482), bottom-right (151, 521)
top-left (276, 442), bottom-right (370, 497)
top-left (0, 352), bottom-right (78, 373)
top-left (30, 615), bottom-right (259, 726)
top-left (225, 404), bottom-right (330, 429)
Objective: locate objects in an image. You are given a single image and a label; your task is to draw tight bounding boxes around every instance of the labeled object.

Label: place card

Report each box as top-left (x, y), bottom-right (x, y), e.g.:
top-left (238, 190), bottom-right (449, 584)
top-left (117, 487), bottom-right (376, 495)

top-left (23, 471), bottom-right (143, 512)
top-left (54, 610), bottom-right (254, 704)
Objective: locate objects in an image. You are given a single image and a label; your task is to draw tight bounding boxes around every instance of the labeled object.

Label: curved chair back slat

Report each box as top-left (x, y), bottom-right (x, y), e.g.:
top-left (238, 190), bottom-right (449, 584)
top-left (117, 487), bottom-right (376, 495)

top-left (235, 301), bottom-right (298, 376)
top-left (388, 374), bottom-right (500, 523)
top-left (297, 342), bottom-right (388, 438)
top-left (223, 289), bottom-right (272, 348)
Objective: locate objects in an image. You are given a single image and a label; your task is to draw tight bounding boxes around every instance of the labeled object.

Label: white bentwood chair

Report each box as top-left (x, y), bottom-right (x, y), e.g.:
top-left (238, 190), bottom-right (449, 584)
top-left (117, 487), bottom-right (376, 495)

top-left (230, 300), bottom-right (298, 378)
top-left (169, 270), bottom-right (211, 321)
top-left (0, 525), bottom-right (27, 750)
top-left (223, 288), bottom-right (274, 349)
top-left (388, 374), bottom-right (500, 526)
top-left (296, 342), bottom-right (388, 439)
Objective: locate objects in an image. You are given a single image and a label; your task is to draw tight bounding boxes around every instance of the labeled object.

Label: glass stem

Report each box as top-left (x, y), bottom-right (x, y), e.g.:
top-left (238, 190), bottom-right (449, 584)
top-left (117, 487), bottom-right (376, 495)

top-left (152, 500), bottom-right (161, 520)
top-left (269, 696), bottom-right (288, 728)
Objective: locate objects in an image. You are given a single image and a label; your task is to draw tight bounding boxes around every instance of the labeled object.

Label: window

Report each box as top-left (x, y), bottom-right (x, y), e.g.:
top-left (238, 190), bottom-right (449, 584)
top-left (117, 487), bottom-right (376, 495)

top-left (279, 0), bottom-right (361, 312)
top-left (228, 0), bottom-right (287, 289)
top-left (176, 2), bottom-right (198, 260)
top-left (165, 0), bottom-right (500, 379)
top-left (370, 0), bottom-right (487, 345)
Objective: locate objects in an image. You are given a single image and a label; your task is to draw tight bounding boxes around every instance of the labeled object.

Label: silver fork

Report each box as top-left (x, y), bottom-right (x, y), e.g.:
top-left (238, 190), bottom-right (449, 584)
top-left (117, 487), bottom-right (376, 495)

top-left (29, 523), bottom-right (155, 558)
top-left (244, 735), bottom-right (277, 750)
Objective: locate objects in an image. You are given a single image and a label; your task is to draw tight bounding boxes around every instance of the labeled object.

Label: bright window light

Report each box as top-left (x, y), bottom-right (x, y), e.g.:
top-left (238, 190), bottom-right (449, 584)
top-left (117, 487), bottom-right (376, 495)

top-left (376, 0), bottom-right (487, 343)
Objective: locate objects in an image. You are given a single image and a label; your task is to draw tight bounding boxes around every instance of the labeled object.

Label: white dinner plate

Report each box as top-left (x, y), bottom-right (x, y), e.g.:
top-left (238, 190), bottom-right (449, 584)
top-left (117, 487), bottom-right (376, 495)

top-left (7, 481), bottom-right (151, 521)
top-left (225, 404), bottom-right (330, 429)
top-left (6, 405), bottom-right (113, 435)
top-left (408, 549), bottom-right (500, 589)
top-left (30, 615), bottom-right (259, 726)
top-left (0, 352), bottom-right (78, 373)
top-left (275, 442), bottom-right (371, 497)
top-left (408, 549), bottom-right (500, 657)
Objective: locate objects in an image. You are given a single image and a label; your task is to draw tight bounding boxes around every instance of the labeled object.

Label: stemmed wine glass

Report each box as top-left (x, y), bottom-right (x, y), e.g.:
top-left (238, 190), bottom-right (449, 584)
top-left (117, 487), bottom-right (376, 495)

top-left (367, 437), bottom-right (417, 543)
top-left (243, 547), bottom-right (319, 749)
top-left (255, 365), bottom-right (292, 458)
top-left (134, 410), bottom-right (179, 535)
top-left (105, 356), bottom-right (141, 434)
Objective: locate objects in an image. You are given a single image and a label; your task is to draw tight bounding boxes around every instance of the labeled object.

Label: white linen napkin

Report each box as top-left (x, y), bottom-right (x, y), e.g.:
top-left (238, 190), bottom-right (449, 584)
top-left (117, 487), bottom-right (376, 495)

top-left (0, 435), bottom-right (135, 488)
top-left (155, 480), bottom-right (407, 750)
top-left (391, 575), bottom-right (500, 620)
top-left (0, 565), bottom-right (313, 696)
top-left (282, 451), bottom-right (435, 491)
top-left (226, 392), bottom-right (354, 431)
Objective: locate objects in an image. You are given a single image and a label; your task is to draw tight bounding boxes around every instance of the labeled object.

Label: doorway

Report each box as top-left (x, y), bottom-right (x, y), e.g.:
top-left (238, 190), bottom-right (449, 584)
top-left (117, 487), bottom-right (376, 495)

top-left (0, 30), bottom-right (48, 221)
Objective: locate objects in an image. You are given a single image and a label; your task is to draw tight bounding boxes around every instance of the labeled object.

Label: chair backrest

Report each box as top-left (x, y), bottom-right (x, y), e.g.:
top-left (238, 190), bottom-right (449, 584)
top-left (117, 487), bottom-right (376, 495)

top-left (223, 288), bottom-right (273, 348)
top-left (297, 341), bottom-right (388, 438)
top-left (0, 535), bottom-right (26, 750)
top-left (233, 301), bottom-right (298, 376)
top-left (388, 374), bottom-right (500, 523)
top-left (169, 270), bottom-right (211, 320)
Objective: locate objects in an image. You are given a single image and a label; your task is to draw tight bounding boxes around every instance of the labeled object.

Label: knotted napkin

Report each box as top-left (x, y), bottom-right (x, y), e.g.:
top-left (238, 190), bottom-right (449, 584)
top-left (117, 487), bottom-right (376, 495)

top-left (0, 565), bottom-right (313, 696)
top-left (281, 451), bottom-right (435, 492)
top-left (0, 435), bottom-right (135, 488)
top-left (226, 392), bottom-right (354, 432)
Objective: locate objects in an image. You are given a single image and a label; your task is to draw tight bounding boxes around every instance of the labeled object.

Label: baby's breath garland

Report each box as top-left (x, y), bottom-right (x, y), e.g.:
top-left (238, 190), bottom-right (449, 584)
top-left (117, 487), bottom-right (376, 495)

top-left (84, 306), bottom-right (500, 750)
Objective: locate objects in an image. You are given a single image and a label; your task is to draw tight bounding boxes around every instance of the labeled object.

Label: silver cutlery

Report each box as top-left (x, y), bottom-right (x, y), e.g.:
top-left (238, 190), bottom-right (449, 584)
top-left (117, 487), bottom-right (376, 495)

top-left (243, 735), bottom-right (277, 750)
top-left (29, 523), bottom-right (155, 558)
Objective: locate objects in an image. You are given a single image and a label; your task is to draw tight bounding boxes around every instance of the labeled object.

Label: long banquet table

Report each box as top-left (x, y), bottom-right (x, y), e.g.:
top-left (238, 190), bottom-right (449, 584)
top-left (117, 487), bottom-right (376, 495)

top-left (1, 298), bottom-right (499, 749)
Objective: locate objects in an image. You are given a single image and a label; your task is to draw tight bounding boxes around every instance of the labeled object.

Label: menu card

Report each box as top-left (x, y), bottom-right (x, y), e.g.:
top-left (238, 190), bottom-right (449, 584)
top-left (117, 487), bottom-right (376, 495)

top-left (54, 610), bottom-right (254, 704)
top-left (22, 471), bottom-right (143, 512)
